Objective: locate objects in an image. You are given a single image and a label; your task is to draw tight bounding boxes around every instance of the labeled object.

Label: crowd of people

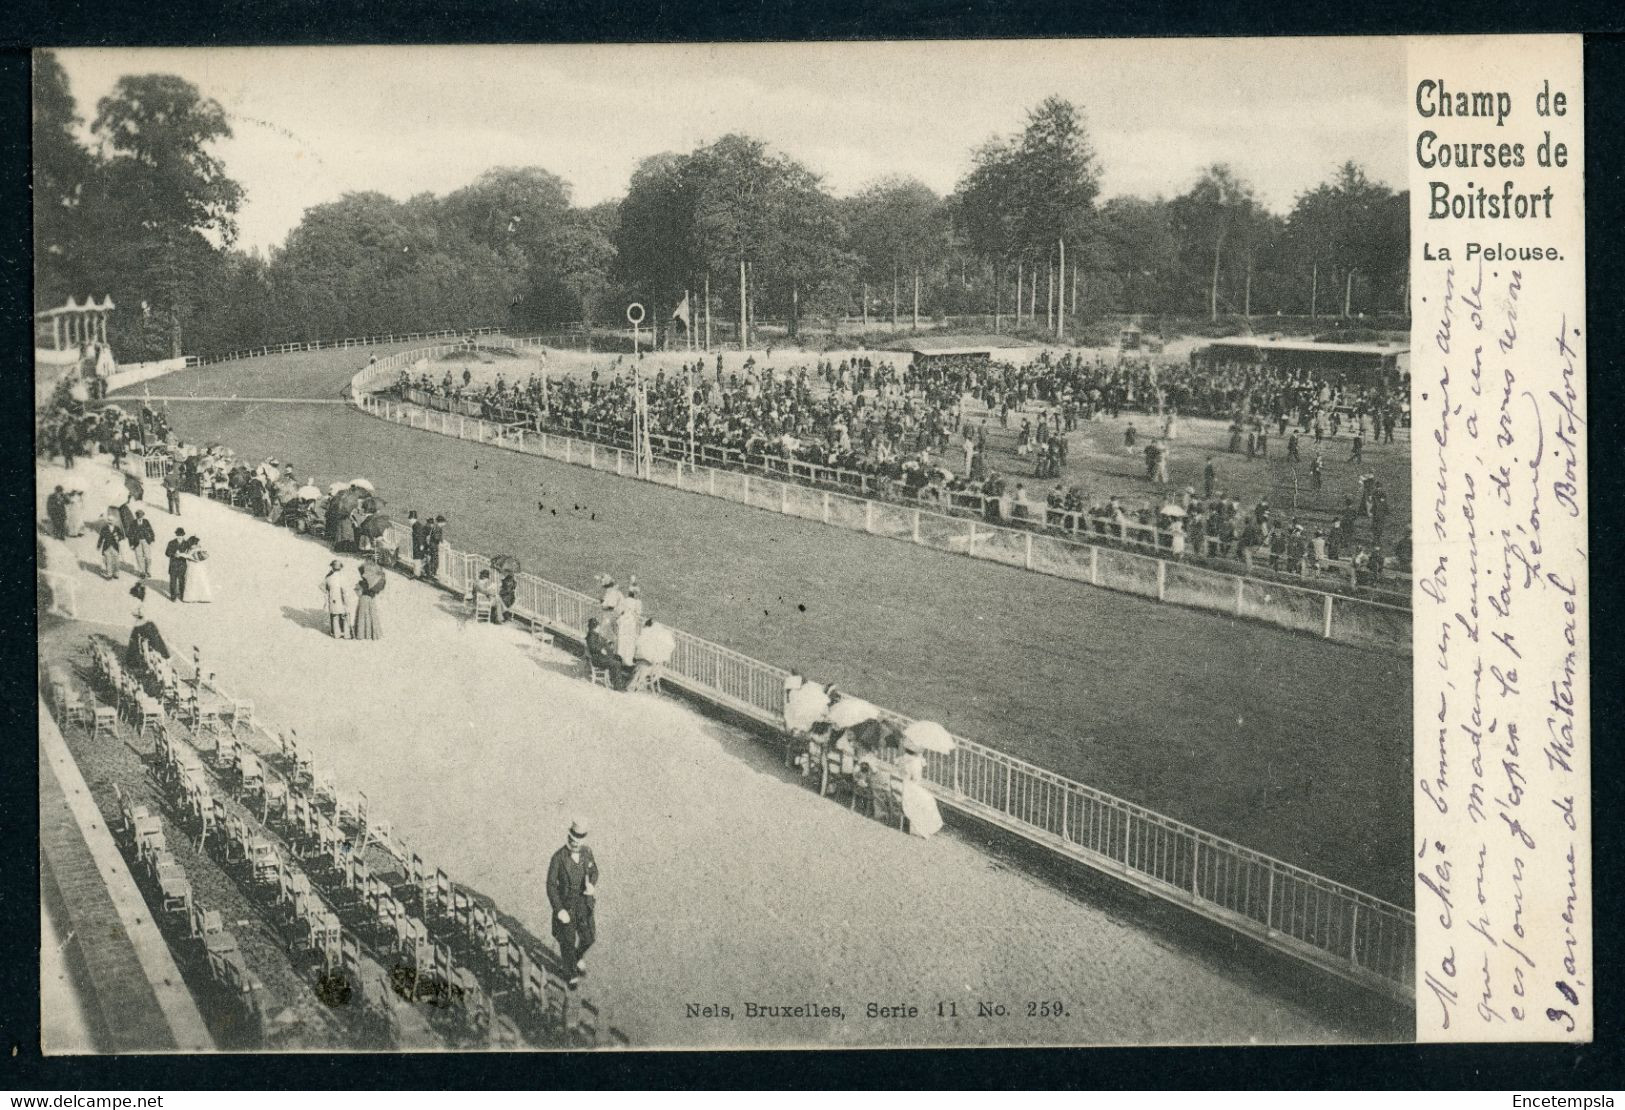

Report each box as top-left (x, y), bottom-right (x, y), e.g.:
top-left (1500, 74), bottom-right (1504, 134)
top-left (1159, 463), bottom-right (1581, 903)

top-left (780, 670), bottom-right (946, 840)
top-left (389, 345), bottom-right (1408, 592)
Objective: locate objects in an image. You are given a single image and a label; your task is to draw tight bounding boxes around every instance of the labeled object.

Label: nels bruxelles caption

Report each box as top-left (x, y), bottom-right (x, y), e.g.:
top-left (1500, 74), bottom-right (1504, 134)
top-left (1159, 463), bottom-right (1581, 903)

top-left (683, 1001), bottom-right (1072, 1020)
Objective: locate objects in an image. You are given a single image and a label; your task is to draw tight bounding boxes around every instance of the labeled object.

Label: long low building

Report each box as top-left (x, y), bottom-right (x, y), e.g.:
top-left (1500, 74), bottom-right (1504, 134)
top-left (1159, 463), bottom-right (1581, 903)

top-left (1190, 336), bottom-right (1410, 384)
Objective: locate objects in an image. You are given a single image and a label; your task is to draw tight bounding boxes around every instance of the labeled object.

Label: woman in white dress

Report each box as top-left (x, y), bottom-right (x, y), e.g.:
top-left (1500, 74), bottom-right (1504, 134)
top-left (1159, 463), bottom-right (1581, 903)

top-left (184, 537), bottom-right (214, 603)
top-left (898, 743), bottom-right (944, 839)
top-left (614, 586), bottom-right (643, 672)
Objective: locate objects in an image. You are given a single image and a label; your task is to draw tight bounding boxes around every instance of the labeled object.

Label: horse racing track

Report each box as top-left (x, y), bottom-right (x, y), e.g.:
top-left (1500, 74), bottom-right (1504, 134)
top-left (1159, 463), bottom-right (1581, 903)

top-left (125, 350), bottom-right (1414, 905)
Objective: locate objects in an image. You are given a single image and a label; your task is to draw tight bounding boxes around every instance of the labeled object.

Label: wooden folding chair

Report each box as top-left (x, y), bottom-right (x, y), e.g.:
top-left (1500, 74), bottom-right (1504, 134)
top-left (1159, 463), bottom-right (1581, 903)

top-left (572, 998), bottom-right (601, 1047)
top-left (228, 698), bottom-right (255, 735)
top-left (156, 858), bottom-right (192, 917)
top-left (260, 775), bottom-right (289, 825)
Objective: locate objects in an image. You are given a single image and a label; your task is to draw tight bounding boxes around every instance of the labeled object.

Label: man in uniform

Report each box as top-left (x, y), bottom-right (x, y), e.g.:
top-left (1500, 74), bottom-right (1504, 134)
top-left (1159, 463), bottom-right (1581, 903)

top-left (546, 819), bottom-right (599, 989)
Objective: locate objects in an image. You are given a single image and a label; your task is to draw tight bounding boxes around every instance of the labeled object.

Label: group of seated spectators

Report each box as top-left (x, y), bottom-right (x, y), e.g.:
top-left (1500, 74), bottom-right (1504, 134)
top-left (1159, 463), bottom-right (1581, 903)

top-left (383, 346), bottom-right (1408, 594)
top-left (582, 574), bottom-right (673, 692)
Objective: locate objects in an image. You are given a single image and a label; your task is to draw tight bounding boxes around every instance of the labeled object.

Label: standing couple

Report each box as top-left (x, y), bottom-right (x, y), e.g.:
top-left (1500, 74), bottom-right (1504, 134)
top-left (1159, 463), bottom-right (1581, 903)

top-left (164, 528), bottom-right (214, 603)
top-left (321, 559), bottom-right (385, 640)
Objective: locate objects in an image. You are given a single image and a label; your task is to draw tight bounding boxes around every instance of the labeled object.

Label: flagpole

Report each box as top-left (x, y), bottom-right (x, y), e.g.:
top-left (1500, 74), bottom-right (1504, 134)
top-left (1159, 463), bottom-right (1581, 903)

top-left (704, 272), bottom-right (712, 352)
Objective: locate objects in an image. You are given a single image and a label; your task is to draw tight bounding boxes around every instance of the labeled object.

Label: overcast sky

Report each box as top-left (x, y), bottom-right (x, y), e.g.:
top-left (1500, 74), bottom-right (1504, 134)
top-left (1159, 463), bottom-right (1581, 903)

top-left (53, 40), bottom-right (1407, 255)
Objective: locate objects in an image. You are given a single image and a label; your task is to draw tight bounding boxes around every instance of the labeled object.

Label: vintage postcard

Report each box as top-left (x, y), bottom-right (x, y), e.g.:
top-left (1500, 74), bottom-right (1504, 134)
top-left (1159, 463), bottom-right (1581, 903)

top-left (31, 34), bottom-right (1588, 1053)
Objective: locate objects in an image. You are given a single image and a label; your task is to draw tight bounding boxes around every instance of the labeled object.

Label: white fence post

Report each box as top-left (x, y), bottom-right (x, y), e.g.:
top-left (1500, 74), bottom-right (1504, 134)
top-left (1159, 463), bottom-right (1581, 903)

top-left (1323, 594), bottom-right (1335, 639)
top-left (564, 438), bottom-right (572, 465)
top-left (822, 491), bottom-right (831, 524)
top-left (912, 510), bottom-right (921, 544)
top-left (1156, 560), bottom-right (1167, 601)
top-left (1235, 576), bottom-right (1245, 614)
top-left (709, 469), bottom-right (716, 496)
top-left (1024, 532), bottom-right (1033, 570)
top-left (864, 501), bottom-right (874, 533)
top-left (1090, 545), bottom-right (1099, 585)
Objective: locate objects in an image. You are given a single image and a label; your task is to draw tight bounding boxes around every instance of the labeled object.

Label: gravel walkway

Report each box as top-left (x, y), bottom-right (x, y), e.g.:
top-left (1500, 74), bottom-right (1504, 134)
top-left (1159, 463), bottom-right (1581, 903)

top-left (37, 458), bottom-right (1393, 1047)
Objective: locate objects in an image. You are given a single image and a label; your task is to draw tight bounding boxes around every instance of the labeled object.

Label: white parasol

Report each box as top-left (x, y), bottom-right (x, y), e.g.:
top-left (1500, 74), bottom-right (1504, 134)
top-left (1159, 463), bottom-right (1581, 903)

top-left (635, 623), bottom-right (676, 666)
top-left (902, 720), bottom-right (956, 754)
top-left (783, 681), bottom-right (830, 733)
top-left (1159, 504), bottom-right (1187, 518)
top-left (350, 478), bottom-right (376, 492)
top-left (297, 485), bottom-right (323, 501)
top-left (328, 481), bottom-right (349, 495)
top-left (827, 697), bottom-right (880, 729)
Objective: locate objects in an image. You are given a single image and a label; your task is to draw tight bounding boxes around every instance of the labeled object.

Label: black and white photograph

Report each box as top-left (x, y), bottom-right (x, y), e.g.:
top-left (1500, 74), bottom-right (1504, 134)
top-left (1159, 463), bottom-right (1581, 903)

top-left (27, 37), bottom-right (1588, 1055)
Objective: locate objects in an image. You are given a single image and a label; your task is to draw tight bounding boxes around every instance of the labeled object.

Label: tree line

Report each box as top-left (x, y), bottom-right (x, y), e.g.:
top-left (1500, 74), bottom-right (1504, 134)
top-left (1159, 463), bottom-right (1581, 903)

top-left (33, 53), bottom-right (1408, 363)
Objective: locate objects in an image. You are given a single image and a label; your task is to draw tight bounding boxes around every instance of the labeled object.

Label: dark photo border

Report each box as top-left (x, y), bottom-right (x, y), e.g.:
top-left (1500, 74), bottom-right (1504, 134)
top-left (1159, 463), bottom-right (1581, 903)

top-left (1, 3), bottom-right (1620, 1091)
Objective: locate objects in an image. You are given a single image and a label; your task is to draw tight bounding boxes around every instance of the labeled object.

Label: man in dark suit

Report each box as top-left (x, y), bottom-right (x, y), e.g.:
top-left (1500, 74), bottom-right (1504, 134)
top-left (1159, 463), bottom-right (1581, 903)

top-left (408, 511), bottom-right (427, 564)
top-left (163, 464), bottom-right (183, 516)
top-left (424, 515), bottom-right (445, 580)
top-left (129, 510), bottom-right (156, 579)
top-left (546, 819), bottom-right (599, 988)
top-left (164, 528), bottom-right (189, 601)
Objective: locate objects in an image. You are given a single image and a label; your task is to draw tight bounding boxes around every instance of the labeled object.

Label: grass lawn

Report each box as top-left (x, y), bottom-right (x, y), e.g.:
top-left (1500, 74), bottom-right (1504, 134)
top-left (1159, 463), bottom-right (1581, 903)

top-left (146, 358), bottom-right (1413, 905)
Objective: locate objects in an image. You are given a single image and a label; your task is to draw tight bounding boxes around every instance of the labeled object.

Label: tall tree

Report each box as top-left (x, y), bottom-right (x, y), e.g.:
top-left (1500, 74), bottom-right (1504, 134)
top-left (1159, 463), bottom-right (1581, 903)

top-left (32, 51), bottom-right (97, 312)
top-left (953, 97), bottom-right (1100, 333)
top-left (846, 177), bottom-right (946, 328)
top-left (614, 151), bottom-right (701, 341)
top-left (91, 74), bottom-right (244, 356)
top-left (764, 161), bottom-right (852, 338)
top-left (1170, 164), bottom-right (1261, 320)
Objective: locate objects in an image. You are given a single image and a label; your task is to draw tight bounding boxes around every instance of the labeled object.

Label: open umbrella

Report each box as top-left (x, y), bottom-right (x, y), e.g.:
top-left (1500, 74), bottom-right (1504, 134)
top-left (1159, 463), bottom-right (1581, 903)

top-left (635, 623), bottom-right (676, 666)
top-left (783, 682), bottom-right (830, 733)
top-left (827, 697), bottom-right (880, 729)
top-left (359, 513), bottom-right (395, 540)
top-left (489, 554), bottom-right (522, 574)
top-left (848, 718), bottom-right (903, 752)
top-left (350, 478), bottom-right (376, 492)
top-left (296, 484), bottom-right (322, 501)
top-left (328, 481), bottom-right (349, 496)
top-left (1159, 504), bottom-right (1187, 518)
top-left (902, 720), bottom-right (955, 754)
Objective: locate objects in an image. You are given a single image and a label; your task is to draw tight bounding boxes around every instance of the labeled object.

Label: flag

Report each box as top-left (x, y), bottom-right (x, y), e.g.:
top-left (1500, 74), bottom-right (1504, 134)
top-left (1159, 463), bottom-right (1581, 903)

top-left (672, 293), bottom-right (691, 327)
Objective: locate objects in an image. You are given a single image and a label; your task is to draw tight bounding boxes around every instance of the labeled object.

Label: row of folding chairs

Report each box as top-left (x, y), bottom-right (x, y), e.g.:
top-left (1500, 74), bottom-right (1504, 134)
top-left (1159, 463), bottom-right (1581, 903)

top-left (151, 724), bottom-right (412, 1043)
top-left (158, 719), bottom-right (498, 1045)
top-left (109, 782), bottom-right (266, 1028)
top-left (114, 637), bottom-right (619, 1047)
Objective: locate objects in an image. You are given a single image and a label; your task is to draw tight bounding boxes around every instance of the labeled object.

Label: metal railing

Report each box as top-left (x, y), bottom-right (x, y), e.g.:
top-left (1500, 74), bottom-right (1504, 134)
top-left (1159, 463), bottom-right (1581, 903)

top-left (343, 353), bottom-right (1414, 1000)
top-left (366, 523), bottom-right (1413, 1002)
top-left (180, 326), bottom-right (507, 369)
top-left (128, 367), bottom-right (1415, 1002)
top-left (360, 391), bottom-right (1410, 653)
